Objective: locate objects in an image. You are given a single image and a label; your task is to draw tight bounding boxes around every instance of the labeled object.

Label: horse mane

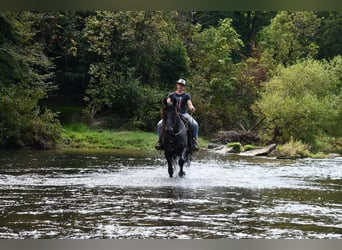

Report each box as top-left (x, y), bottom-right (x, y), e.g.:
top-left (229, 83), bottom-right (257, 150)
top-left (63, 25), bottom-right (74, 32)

top-left (161, 98), bottom-right (179, 119)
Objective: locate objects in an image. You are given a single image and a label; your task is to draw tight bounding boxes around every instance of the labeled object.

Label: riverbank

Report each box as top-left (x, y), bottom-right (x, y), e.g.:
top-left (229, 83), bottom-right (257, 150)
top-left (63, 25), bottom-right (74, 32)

top-left (208, 141), bottom-right (341, 159)
top-left (61, 123), bottom-right (209, 151)
top-left (211, 130), bottom-right (342, 159)
top-left (59, 123), bottom-right (340, 159)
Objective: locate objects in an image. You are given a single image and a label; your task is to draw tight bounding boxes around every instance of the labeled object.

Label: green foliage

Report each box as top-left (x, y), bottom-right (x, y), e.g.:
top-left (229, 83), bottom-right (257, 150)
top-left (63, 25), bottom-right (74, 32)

top-left (0, 12), bottom-right (54, 89)
top-left (312, 136), bottom-right (342, 154)
top-left (83, 68), bottom-right (134, 121)
top-left (193, 11), bottom-right (276, 57)
top-left (253, 57), bottom-right (342, 150)
top-left (258, 11), bottom-right (321, 68)
top-left (189, 18), bottom-right (250, 134)
top-left (277, 138), bottom-right (313, 159)
top-left (63, 122), bottom-right (89, 132)
top-left (316, 11), bottom-right (342, 59)
top-left (226, 142), bottom-right (256, 152)
top-left (230, 46), bottom-right (268, 130)
top-left (127, 85), bottom-right (165, 131)
top-left (0, 12), bottom-right (62, 149)
top-left (83, 11), bottom-right (189, 129)
top-left (226, 142), bottom-right (242, 153)
top-left (158, 39), bottom-right (190, 89)
top-left (190, 18), bottom-right (243, 75)
top-left (84, 11), bottom-right (188, 86)
top-left (84, 68), bottom-right (164, 131)
top-left (0, 87), bottom-right (62, 149)
top-left (330, 137), bottom-right (342, 154)
top-left (243, 144), bottom-right (256, 151)
top-left (31, 11), bottom-right (93, 104)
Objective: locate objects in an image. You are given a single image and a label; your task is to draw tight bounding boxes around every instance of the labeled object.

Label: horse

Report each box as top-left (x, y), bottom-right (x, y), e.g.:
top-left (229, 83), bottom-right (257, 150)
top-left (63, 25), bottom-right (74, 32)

top-left (161, 99), bottom-right (191, 178)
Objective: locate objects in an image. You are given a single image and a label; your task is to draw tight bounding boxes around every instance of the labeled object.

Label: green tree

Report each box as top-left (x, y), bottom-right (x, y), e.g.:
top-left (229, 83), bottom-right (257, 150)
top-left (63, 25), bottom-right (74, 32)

top-left (188, 18), bottom-right (244, 134)
top-left (231, 43), bottom-right (268, 129)
top-left (83, 11), bottom-right (189, 130)
top-left (257, 11), bottom-right (321, 68)
top-left (192, 11), bottom-right (276, 57)
top-left (253, 57), bottom-right (342, 149)
top-left (0, 11), bottom-right (62, 149)
top-left (32, 11), bottom-right (93, 104)
top-left (316, 11), bottom-right (342, 59)
top-left (157, 38), bottom-right (190, 90)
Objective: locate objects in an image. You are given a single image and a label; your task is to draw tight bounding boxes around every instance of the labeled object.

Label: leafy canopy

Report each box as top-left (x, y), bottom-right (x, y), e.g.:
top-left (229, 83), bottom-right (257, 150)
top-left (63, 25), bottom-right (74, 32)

top-left (254, 57), bottom-right (342, 148)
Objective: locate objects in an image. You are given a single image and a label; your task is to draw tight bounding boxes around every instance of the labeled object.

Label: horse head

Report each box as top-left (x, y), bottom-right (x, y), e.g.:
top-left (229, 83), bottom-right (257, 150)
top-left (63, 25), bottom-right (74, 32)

top-left (162, 98), bottom-right (179, 135)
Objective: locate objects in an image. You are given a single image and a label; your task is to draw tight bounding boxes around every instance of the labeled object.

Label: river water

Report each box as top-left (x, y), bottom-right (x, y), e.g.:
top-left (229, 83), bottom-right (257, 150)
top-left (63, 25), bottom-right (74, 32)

top-left (0, 149), bottom-right (341, 239)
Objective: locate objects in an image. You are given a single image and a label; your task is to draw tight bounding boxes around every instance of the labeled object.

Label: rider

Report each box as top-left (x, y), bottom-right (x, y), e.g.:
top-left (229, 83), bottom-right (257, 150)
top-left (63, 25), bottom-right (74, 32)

top-left (155, 78), bottom-right (199, 151)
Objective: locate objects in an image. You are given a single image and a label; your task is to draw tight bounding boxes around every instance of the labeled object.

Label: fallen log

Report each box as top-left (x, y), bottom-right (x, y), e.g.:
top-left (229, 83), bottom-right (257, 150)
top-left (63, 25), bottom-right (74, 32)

top-left (210, 146), bottom-right (234, 155)
top-left (239, 143), bottom-right (277, 157)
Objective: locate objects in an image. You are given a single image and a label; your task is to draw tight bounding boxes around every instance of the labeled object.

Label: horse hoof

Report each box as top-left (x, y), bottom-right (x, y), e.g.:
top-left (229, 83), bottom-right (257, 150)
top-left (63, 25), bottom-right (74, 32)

top-left (168, 171), bottom-right (173, 178)
top-left (179, 171), bottom-right (186, 177)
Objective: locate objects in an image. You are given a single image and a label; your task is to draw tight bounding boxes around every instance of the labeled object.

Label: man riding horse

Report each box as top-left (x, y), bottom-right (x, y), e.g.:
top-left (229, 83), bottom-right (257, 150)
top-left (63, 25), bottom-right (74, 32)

top-left (156, 78), bottom-right (199, 151)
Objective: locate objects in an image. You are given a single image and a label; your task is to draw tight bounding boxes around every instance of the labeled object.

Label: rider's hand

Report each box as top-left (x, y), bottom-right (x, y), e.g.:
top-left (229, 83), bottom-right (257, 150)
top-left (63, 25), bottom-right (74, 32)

top-left (190, 106), bottom-right (196, 113)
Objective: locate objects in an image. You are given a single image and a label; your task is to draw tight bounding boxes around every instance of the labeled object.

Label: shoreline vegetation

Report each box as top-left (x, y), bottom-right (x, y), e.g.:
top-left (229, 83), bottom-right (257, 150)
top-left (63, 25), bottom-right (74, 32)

top-left (59, 123), bottom-right (341, 159)
top-left (61, 122), bottom-right (210, 152)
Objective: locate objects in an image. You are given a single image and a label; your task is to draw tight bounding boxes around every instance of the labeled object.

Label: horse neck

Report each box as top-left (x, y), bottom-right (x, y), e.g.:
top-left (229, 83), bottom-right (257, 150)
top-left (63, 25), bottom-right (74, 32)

top-left (164, 110), bottom-right (184, 135)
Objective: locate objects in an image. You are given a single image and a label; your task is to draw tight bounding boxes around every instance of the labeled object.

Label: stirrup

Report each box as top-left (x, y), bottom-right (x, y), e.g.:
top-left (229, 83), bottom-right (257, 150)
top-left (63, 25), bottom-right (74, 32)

top-left (192, 139), bottom-right (200, 151)
top-left (155, 141), bottom-right (163, 150)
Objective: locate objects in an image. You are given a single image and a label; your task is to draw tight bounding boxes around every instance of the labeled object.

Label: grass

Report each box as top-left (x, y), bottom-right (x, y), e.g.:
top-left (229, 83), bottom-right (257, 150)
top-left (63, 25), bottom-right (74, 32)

top-left (226, 142), bottom-right (257, 153)
top-left (276, 138), bottom-right (327, 159)
top-left (225, 140), bottom-right (330, 159)
top-left (61, 122), bottom-right (209, 151)
top-left (62, 123), bottom-right (156, 150)
top-left (60, 123), bottom-right (337, 158)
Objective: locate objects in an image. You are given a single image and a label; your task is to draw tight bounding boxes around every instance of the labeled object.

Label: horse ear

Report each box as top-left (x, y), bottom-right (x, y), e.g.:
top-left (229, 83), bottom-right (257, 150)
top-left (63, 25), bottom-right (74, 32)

top-left (163, 97), bottom-right (168, 105)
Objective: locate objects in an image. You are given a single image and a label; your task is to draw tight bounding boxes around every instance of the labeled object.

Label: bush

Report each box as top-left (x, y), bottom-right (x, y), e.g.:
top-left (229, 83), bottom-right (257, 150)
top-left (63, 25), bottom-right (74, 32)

top-left (243, 144), bottom-right (256, 151)
top-left (226, 142), bottom-right (242, 153)
top-left (0, 88), bottom-right (62, 149)
top-left (277, 138), bottom-right (312, 158)
top-left (28, 110), bottom-right (63, 149)
top-left (253, 57), bottom-right (342, 149)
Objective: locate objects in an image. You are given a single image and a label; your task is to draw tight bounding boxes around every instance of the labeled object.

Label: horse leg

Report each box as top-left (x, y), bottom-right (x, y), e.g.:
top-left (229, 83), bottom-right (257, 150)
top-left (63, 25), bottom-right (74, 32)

top-left (178, 148), bottom-right (187, 177)
top-left (166, 154), bottom-right (173, 178)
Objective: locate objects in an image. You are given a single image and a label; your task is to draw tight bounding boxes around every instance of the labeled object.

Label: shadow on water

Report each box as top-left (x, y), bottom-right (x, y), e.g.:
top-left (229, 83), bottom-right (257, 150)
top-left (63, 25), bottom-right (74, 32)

top-left (0, 149), bottom-right (341, 238)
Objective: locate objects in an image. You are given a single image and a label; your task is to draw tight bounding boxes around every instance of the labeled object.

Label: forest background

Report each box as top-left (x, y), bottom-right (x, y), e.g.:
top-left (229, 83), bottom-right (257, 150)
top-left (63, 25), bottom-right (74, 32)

top-left (0, 11), bottom-right (341, 154)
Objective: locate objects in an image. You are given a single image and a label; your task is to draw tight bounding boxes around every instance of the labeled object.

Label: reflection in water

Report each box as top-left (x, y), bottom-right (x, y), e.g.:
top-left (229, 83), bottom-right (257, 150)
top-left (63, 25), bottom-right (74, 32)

top-left (0, 149), bottom-right (341, 238)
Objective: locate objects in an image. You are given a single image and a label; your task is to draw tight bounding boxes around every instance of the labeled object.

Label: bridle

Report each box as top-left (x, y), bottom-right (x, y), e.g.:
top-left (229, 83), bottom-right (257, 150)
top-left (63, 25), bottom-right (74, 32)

top-left (162, 105), bottom-right (186, 138)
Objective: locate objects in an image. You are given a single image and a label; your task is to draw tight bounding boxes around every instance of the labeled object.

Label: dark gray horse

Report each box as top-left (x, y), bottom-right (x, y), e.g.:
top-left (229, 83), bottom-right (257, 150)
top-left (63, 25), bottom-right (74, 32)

top-left (161, 99), bottom-right (189, 178)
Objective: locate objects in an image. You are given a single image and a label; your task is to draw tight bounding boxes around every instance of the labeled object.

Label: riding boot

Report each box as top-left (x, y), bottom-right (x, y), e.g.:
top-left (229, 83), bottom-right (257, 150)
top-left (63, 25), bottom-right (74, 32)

top-left (155, 138), bottom-right (163, 150)
top-left (192, 138), bottom-right (200, 151)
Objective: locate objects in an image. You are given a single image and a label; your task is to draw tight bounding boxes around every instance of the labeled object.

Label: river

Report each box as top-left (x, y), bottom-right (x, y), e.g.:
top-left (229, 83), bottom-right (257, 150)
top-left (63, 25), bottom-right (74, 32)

top-left (0, 149), bottom-right (341, 239)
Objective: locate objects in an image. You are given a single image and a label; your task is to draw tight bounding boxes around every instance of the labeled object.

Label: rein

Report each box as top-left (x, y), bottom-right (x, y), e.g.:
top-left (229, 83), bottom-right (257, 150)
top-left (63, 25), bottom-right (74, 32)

top-left (162, 107), bottom-right (186, 138)
top-left (173, 117), bottom-right (186, 136)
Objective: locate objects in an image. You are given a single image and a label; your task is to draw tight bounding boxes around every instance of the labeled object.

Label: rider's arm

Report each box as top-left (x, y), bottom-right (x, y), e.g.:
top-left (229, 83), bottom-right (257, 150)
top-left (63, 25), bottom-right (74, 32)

top-left (187, 99), bottom-right (196, 113)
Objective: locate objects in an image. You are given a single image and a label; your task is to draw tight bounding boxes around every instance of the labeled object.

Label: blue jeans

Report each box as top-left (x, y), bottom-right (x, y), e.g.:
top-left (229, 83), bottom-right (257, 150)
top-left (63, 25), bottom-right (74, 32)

top-left (157, 113), bottom-right (199, 139)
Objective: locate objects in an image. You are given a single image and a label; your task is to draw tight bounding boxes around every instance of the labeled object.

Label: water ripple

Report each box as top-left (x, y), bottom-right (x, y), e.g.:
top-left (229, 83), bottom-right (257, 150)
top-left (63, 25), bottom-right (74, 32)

top-left (0, 150), bottom-right (341, 238)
